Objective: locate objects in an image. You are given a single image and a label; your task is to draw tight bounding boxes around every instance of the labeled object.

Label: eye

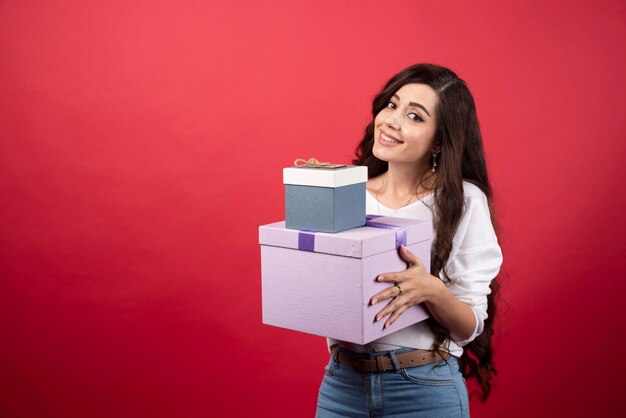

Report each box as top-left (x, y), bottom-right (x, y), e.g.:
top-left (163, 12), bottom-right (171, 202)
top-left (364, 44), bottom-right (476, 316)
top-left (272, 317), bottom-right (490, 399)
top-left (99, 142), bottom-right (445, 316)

top-left (386, 101), bottom-right (396, 109)
top-left (408, 112), bottom-right (423, 122)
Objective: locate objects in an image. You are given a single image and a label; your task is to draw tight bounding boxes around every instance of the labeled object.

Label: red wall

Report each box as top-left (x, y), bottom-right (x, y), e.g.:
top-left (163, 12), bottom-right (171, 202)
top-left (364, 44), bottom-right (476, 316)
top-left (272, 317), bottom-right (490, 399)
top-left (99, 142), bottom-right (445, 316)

top-left (1, 1), bottom-right (624, 417)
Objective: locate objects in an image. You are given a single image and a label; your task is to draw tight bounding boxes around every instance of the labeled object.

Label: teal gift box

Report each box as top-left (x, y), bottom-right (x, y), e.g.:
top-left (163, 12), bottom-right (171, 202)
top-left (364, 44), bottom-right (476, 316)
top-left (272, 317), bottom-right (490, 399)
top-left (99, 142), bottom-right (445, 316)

top-left (283, 164), bottom-right (368, 233)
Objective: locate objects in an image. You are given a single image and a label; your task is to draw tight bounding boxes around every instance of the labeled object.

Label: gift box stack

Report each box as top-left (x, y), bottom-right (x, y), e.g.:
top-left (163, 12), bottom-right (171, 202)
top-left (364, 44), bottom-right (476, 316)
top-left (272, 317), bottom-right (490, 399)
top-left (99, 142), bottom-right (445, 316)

top-left (259, 159), bottom-right (432, 344)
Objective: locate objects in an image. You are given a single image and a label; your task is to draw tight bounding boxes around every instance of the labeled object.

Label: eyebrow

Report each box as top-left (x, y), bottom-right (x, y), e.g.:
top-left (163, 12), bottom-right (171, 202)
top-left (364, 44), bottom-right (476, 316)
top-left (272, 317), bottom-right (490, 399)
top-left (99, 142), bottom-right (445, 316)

top-left (393, 94), bottom-right (431, 118)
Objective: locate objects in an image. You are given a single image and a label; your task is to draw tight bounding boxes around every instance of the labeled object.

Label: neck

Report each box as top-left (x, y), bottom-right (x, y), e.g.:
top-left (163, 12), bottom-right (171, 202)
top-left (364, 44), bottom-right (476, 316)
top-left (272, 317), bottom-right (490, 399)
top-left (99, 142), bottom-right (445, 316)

top-left (381, 161), bottom-right (434, 198)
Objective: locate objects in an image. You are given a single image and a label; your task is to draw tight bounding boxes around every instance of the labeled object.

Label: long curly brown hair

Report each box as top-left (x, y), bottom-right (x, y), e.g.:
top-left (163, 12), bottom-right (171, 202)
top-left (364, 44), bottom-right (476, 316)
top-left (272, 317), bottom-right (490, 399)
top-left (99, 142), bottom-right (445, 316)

top-left (354, 63), bottom-right (502, 401)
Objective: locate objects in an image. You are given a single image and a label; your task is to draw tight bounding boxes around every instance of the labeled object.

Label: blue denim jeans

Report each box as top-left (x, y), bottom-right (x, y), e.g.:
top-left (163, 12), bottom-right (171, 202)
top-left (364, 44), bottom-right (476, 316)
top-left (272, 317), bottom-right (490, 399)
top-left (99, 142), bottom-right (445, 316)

top-left (315, 347), bottom-right (469, 418)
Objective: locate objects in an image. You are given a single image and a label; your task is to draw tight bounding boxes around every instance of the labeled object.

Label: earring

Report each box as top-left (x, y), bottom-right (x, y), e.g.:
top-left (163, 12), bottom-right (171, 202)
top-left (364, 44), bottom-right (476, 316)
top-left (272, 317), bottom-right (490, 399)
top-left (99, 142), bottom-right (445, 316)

top-left (431, 152), bottom-right (438, 172)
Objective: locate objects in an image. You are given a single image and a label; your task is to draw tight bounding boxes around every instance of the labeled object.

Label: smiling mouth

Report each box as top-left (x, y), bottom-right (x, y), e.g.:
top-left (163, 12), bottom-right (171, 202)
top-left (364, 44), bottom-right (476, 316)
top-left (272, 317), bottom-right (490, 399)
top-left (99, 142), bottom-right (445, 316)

top-left (380, 132), bottom-right (404, 144)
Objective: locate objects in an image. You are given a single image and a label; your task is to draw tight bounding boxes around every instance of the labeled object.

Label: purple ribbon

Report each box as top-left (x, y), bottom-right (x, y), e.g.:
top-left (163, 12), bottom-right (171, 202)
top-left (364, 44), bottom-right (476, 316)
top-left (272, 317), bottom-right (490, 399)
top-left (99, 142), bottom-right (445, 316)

top-left (298, 231), bottom-right (316, 252)
top-left (296, 215), bottom-right (407, 253)
top-left (366, 214), bottom-right (407, 248)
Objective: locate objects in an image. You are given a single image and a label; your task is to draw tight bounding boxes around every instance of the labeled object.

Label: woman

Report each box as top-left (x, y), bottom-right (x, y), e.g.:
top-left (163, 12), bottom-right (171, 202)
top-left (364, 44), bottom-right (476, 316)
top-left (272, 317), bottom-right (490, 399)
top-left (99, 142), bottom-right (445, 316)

top-left (315, 64), bottom-right (504, 417)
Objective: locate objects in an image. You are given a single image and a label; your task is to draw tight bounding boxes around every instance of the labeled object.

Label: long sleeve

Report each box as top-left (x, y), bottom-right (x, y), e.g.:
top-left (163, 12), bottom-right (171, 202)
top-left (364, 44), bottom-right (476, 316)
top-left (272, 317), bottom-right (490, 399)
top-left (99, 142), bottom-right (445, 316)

top-left (443, 182), bottom-right (503, 346)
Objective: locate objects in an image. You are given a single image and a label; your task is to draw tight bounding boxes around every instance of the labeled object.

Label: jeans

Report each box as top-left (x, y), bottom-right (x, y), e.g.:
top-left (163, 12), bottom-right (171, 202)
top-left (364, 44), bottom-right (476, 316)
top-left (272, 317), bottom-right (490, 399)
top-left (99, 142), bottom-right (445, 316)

top-left (315, 347), bottom-right (470, 418)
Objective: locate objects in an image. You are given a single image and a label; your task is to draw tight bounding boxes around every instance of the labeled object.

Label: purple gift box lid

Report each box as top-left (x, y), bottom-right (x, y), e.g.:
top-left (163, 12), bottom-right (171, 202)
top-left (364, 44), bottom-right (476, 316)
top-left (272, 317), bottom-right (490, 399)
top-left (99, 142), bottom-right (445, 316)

top-left (258, 215), bottom-right (432, 258)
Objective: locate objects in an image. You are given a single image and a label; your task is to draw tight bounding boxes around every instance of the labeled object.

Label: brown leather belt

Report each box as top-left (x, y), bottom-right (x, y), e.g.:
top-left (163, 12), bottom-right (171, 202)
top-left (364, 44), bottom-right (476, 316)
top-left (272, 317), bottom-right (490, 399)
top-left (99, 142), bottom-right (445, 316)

top-left (331, 346), bottom-right (450, 373)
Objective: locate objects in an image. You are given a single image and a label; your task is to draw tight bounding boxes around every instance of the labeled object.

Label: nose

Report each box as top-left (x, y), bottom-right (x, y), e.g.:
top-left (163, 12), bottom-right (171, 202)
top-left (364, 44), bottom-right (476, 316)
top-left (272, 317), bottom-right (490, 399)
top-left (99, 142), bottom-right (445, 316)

top-left (383, 109), bottom-right (401, 130)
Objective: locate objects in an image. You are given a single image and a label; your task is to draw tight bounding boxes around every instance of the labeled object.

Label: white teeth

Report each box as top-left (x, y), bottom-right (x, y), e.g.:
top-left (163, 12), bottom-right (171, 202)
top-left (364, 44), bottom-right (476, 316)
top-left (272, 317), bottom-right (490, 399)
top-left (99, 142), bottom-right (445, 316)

top-left (381, 133), bottom-right (402, 143)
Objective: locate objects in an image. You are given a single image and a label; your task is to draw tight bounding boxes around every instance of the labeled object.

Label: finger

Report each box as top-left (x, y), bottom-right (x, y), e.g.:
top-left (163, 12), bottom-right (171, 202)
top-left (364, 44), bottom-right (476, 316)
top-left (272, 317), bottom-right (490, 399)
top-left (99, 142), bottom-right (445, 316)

top-left (377, 272), bottom-right (410, 283)
top-left (374, 300), bottom-right (396, 322)
top-left (374, 295), bottom-right (408, 321)
top-left (370, 284), bottom-right (402, 305)
top-left (398, 245), bottom-right (422, 267)
top-left (384, 303), bottom-right (410, 329)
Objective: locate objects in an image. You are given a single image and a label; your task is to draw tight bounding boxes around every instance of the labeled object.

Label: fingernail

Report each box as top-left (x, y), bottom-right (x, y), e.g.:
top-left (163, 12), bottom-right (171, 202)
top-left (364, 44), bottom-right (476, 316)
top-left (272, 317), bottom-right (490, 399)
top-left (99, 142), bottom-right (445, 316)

top-left (384, 323), bottom-right (389, 329)
top-left (377, 275), bottom-right (382, 281)
top-left (375, 315), bottom-right (380, 322)
top-left (371, 298), bottom-right (377, 305)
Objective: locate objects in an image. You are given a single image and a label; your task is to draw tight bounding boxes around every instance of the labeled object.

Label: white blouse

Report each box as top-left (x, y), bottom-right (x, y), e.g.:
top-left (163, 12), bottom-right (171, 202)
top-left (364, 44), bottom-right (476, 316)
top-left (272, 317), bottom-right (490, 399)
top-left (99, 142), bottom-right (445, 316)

top-left (327, 180), bottom-right (504, 357)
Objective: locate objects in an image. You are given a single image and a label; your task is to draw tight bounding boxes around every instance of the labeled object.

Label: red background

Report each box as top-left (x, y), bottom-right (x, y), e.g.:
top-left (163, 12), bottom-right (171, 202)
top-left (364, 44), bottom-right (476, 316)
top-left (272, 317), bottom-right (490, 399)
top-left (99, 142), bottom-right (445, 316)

top-left (1, 1), bottom-right (625, 417)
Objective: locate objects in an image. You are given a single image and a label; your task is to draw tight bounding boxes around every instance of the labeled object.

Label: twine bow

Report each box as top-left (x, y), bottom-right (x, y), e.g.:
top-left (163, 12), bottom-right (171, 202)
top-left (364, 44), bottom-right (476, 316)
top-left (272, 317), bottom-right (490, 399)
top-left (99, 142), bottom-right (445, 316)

top-left (293, 158), bottom-right (345, 169)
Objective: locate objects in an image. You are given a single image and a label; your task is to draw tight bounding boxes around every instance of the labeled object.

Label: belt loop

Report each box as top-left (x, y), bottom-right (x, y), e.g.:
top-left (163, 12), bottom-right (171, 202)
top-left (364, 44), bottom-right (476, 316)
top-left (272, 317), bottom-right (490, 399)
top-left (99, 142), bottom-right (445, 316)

top-left (331, 345), bottom-right (340, 364)
top-left (375, 356), bottom-right (387, 372)
top-left (388, 350), bottom-right (402, 372)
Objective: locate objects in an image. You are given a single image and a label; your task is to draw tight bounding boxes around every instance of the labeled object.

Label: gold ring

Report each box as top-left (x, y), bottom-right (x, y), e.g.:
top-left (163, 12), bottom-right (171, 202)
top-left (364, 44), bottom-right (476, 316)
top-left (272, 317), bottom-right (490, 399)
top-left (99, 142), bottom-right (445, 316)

top-left (394, 284), bottom-right (402, 296)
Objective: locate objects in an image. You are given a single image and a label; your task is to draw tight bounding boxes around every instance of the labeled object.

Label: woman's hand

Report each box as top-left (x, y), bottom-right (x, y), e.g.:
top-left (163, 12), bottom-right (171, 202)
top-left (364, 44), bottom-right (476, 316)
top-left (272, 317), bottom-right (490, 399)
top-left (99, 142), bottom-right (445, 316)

top-left (370, 245), bottom-right (445, 330)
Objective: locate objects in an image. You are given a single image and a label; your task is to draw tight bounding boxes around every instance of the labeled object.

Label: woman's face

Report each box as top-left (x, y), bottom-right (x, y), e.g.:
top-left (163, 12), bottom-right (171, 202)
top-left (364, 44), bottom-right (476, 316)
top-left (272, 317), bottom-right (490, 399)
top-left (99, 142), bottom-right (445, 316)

top-left (372, 83), bottom-right (439, 171)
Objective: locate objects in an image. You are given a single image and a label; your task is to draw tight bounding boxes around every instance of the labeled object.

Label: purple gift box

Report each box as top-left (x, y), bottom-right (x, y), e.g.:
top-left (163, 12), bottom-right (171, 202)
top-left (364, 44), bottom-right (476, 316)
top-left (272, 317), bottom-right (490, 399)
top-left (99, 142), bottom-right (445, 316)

top-left (259, 215), bottom-right (432, 345)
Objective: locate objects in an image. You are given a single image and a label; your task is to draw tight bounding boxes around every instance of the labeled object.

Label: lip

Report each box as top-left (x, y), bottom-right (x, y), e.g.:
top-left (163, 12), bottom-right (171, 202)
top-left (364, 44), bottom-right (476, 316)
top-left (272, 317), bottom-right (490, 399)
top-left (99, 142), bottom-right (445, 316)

top-left (378, 129), bottom-right (404, 147)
